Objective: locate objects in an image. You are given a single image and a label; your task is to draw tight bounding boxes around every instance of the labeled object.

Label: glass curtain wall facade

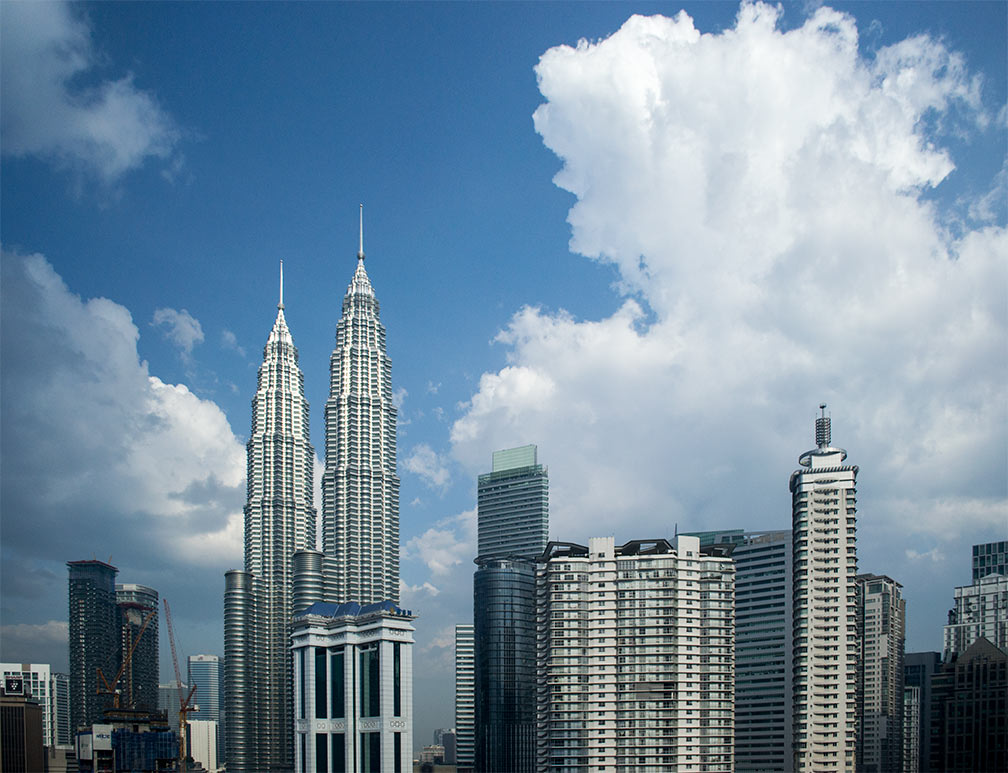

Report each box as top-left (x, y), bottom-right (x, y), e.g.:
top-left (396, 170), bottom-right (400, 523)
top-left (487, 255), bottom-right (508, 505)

top-left (68, 560), bottom-right (118, 731)
top-left (225, 269), bottom-right (316, 773)
top-left (455, 625), bottom-right (475, 773)
top-left (688, 530), bottom-right (793, 772)
top-left (477, 445), bottom-right (548, 560)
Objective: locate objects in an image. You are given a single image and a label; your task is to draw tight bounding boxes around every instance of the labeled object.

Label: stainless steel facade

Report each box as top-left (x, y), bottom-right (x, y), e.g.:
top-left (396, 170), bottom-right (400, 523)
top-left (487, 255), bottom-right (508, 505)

top-left (224, 279), bottom-right (316, 773)
top-left (321, 239), bottom-right (400, 604)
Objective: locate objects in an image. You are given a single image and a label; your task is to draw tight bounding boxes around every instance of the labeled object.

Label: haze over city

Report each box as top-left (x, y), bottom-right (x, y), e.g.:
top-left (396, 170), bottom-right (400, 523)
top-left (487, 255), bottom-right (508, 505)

top-left (1, 0), bottom-right (1005, 749)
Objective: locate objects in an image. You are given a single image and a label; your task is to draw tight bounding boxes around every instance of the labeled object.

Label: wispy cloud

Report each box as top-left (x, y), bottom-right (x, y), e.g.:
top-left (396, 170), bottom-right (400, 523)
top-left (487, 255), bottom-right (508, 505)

top-left (221, 329), bottom-right (246, 358)
top-left (0, 1), bottom-right (182, 182)
top-left (152, 307), bottom-right (204, 359)
top-left (403, 443), bottom-right (452, 491)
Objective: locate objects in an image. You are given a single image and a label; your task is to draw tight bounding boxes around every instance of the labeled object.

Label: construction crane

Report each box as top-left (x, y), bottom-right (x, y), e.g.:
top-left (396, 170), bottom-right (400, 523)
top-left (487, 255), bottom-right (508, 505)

top-left (96, 606), bottom-right (156, 710)
top-left (163, 598), bottom-right (198, 772)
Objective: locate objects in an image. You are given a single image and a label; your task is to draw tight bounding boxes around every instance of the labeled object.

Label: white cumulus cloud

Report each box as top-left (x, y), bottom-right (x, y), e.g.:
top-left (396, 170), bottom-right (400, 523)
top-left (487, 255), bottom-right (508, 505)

top-left (452, 5), bottom-right (1006, 645)
top-left (403, 510), bottom-right (477, 576)
top-left (403, 443), bottom-right (452, 490)
top-left (0, 1), bottom-right (181, 181)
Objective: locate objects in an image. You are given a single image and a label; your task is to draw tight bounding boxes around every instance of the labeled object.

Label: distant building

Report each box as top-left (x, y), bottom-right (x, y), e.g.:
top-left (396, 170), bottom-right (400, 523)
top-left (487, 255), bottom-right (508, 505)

top-left (116, 583), bottom-right (159, 713)
top-left (790, 407), bottom-right (859, 772)
top-left (52, 671), bottom-right (71, 746)
top-left (158, 681), bottom-right (187, 736)
top-left (291, 600), bottom-right (414, 773)
top-left (187, 655), bottom-right (220, 722)
top-left (76, 709), bottom-right (175, 773)
top-left (929, 637), bottom-right (1008, 772)
top-left (436, 729), bottom-right (457, 765)
top-left (943, 571), bottom-right (1007, 658)
top-left (1, 663), bottom-right (58, 748)
top-left (857, 574), bottom-right (905, 773)
top-left (903, 652), bottom-right (941, 773)
top-left (187, 719), bottom-right (218, 772)
top-left (1, 675), bottom-right (45, 773)
top-left (454, 625), bottom-right (475, 773)
top-left (536, 536), bottom-right (735, 771)
top-left (902, 685), bottom-right (920, 773)
top-left (972, 540), bottom-right (1007, 582)
top-left (686, 529), bottom-right (793, 772)
top-left (477, 444), bottom-right (548, 561)
top-left (473, 445), bottom-right (547, 773)
top-left (67, 560), bottom-right (119, 731)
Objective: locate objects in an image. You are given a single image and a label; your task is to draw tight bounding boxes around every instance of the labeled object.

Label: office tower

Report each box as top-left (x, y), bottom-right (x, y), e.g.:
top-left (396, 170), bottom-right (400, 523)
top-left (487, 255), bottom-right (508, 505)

top-left (321, 209), bottom-right (400, 604)
top-left (972, 540), bottom-right (1007, 581)
top-left (187, 655), bottom-right (220, 723)
top-left (789, 406), bottom-right (858, 772)
top-left (477, 444), bottom-right (548, 560)
top-left (1, 663), bottom-right (55, 747)
top-left (943, 571), bottom-right (1007, 658)
top-left (435, 728), bottom-right (457, 765)
top-left (68, 559), bottom-right (119, 731)
top-left (291, 600), bottom-right (414, 772)
top-left (1, 677), bottom-right (45, 773)
top-left (856, 574), bottom-right (906, 773)
top-left (224, 264), bottom-right (316, 773)
top-left (929, 637), bottom-right (1008, 772)
top-left (902, 685), bottom-right (920, 773)
top-left (536, 536), bottom-right (735, 771)
top-left (686, 529), bottom-right (793, 772)
top-left (116, 583), bottom-right (159, 713)
top-left (52, 671), bottom-right (70, 746)
top-left (472, 445), bottom-right (548, 773)
top-left (455, 625), bottom-right (475, 773)
top-left (187, 719), bottom-right (219, 772)
top-left (903, 652), bottom-right (940, 773)
top-left (159, 681), bottom-right (187, 736)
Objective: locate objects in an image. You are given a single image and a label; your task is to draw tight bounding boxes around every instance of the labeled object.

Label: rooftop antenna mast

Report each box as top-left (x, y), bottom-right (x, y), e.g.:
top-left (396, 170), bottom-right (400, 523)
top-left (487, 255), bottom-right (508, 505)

top-left (358, 204), bottom-right (365, 260)
top-left (279, 260), bottom-right (284, 310)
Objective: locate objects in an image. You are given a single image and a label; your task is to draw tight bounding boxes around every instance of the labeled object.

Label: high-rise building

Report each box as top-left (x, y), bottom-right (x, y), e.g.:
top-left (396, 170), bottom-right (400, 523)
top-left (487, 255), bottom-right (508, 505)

top-left (224, 264), bottom-right (316, 773)
top-left (187, 655), bottom-right (220, 723)
top-left (789, 406), bottom-right (859, 772)
top-left (856, 574), bottom-right (905, 773)
top-left (320, 209), bottom-right (400, 605)
top-left (903, 652), bottom-right (940, 773)
top-left (52, 671), bottom-right (70, 746)
top-left (1, 663), bottom-right (57, 748)
top-left (472, 445), bottom-right (548, 773)
top-left (928, 637), bottom-right (1008, 772)
top-left (116, 584), bottom-right (159, 713)
top-left (68, 560), bottom-right (119, 732)
top-left (455, 625), bottom-right (475, 773)
top-left (159, 681), bottom-right (187, 736)
top-left (972, 540), bottom-right (1007, 582)
top-left (477, 445), bottom-right (548, 560)
top-left (1, 677), bottom-right (45, 773)
top-left (187, 719), bottom-right (219, 773)
top-left (902, 685), bottom-right (920, 773)
top-left (290, 600), bottom-right (414, 772)
top-left (536, 536), bottom-right (735, 771)
top-left (943, 571), bottom-right (1007, 659)
top-left (686, 529), bottom-right (793, 772)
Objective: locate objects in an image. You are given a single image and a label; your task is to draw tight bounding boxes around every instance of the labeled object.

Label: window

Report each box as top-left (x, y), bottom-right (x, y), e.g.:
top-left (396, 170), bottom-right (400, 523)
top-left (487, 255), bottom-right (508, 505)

top-left (315, 648), bottom-right (327, 719)
top-left (393, 642), bottom-right (401, 716)
top-left (315, 732), bottom-right (327, 773)
top-left (331, 648), bottom-right (345, 719)
top-left (359, 644), bottom-right (381, 717)
top-left (332, 733), bottom-right (346, 773)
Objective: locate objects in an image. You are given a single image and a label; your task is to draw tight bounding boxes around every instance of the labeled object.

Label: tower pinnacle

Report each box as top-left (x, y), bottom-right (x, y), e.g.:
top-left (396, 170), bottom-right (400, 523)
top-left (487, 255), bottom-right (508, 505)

top-left (816, 403), bottom-right (831, 448)
top-left (358, 204), bottom-right (365, 261)
top-left (279, 260), bottom-right (284, 310)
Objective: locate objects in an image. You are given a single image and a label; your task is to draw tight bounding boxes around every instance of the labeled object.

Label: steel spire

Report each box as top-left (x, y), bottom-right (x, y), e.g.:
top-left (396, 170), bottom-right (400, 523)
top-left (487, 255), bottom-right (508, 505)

top-left (357, 204), bottom-right (365, 261)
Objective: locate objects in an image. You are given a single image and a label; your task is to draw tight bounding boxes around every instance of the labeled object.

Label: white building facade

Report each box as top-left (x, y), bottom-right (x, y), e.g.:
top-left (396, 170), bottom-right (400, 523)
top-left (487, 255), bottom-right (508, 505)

top-left (292, 601), bottom-right (414, 773)
top-left (790, 407), bottom-right (859, 772)
top-left (536, 536), bottom-right (735, 772)
top-left (321, 210), bottom-right (400, 605)
top-left (187, 719), bottom-right (219, 772)
top-left (224, 265), bottom-right (317, 773)
top-left (0, 662), bottom-right (68, 747)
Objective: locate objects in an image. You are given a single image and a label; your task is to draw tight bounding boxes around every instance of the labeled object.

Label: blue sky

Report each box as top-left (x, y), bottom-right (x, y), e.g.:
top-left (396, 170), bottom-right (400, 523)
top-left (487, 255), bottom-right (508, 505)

top-left (2, 0), bottom-right (1005, 749)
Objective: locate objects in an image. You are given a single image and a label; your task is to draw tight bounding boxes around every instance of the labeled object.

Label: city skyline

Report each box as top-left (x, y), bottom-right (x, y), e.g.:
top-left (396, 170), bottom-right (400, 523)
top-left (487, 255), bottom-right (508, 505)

top-left (1, 0), bottom-right (1005, 749)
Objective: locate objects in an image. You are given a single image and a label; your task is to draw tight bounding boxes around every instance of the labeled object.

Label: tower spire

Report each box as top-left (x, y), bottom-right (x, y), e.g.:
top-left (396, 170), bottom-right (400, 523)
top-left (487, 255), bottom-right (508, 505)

top-left (279, 260), bottom-right (284, 310)
top-left (357, 204), bottom-right (365, 261)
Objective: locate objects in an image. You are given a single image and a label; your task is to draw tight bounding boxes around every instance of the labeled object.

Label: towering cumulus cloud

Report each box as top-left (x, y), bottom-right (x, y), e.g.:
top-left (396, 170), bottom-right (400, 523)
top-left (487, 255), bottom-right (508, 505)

top-left (452, 4), bottom-right (1006, 551)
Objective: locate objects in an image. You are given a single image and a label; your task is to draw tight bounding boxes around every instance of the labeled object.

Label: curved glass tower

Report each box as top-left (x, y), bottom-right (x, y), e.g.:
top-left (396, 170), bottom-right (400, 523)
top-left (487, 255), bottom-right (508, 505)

top-left (321, 213), bottom-right (400, 604)
top-left (225, 267), bottom-right (315, 773)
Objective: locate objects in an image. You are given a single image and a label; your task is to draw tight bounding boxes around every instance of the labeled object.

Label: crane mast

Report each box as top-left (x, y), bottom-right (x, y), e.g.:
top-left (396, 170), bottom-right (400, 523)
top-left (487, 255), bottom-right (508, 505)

top-left (163, 598), bottom-right (198, 771)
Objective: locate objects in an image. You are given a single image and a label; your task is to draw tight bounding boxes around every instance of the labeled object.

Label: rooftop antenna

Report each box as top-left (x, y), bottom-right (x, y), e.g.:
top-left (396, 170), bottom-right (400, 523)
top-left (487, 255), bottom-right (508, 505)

top-left (278, 260), bottom-right (284, 310)
top-left (816, 403), bottom-right (831, 448)
top-left (357, 203), bottom-right (365, 261)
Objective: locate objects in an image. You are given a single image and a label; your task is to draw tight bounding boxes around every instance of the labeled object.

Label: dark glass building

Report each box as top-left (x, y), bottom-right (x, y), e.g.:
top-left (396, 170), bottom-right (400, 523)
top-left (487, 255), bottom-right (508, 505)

top-left (474, 559), bottom-right (538, 773)
top-left (68, 560), bottom-right (119, 731)
top-left (904, 652), bottom-right (941, 773)
top-left (972, 540), bottom-right (1008, 582)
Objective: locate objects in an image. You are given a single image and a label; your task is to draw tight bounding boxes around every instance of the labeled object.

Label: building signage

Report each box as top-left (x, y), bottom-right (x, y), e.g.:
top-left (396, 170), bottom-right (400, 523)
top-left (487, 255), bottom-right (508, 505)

top-left (93, 724), bottom-right (113, 750)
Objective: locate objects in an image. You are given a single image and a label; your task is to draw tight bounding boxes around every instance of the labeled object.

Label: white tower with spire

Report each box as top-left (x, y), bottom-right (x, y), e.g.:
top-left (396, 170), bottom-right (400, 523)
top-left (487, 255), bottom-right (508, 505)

top-left (225, 264), bottom-right (316, 773)
top-left (789, 405), bottom-right (859, 772)
top-left (321, 206), bottom-right (401, 604)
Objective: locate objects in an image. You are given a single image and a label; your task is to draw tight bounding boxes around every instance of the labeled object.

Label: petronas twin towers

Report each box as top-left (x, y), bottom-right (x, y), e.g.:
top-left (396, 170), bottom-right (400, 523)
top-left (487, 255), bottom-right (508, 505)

top-left (225, 210), bottom-right (400, 773)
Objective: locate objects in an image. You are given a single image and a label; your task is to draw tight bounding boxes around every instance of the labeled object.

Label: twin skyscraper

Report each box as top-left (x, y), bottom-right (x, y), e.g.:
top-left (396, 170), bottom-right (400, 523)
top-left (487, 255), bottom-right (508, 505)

top-left (225, 209), bottom-right (407, 773)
